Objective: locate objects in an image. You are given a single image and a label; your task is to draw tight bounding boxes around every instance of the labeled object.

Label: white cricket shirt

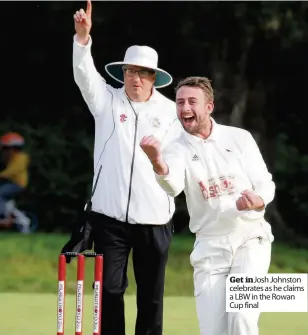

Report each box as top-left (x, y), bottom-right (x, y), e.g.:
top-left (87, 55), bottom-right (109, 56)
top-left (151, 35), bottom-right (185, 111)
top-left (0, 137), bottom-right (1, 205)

top-left (155, 118), bottom-right (276, 235)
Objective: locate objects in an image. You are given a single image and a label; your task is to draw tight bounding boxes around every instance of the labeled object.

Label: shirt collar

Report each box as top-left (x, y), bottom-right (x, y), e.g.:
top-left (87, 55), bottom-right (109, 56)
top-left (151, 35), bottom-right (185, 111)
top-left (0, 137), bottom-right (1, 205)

top-left (184, 117), bottom-right (220, 144)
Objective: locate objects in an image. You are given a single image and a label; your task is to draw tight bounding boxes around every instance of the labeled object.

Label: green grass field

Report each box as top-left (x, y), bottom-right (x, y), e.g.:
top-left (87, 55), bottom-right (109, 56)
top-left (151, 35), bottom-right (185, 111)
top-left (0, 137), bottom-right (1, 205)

top-left (1, 232), bottom-right (308, 295)
top-left (1, 293), bottom-right (307, 335)
top-left (1, 232), bottom-right (308, 334)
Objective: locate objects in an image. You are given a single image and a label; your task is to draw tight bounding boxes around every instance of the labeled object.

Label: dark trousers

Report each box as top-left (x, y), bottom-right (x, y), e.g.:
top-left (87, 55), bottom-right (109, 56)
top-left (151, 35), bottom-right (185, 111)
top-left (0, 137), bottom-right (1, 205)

top-left (90, 211), bottom-right (173, 335)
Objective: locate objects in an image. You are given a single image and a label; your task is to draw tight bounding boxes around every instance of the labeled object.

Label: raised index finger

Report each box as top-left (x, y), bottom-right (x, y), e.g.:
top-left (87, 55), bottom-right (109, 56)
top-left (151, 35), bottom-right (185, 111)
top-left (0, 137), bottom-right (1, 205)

top-left (86, 0), bottom-right (92, 16)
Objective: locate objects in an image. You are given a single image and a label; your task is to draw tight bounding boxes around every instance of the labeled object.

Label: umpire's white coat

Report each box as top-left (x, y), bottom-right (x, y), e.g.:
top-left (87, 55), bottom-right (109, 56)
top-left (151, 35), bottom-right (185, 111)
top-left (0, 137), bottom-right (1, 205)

top-left (73, 35), bottom-right (182, 225)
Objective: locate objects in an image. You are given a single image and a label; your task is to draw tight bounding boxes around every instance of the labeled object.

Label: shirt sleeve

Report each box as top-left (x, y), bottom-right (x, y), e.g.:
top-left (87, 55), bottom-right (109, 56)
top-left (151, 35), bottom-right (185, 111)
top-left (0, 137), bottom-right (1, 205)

top-left (243, 132), bottom-right (275, 207)
top-left (73, 35), bottom-right (114, 118)
top-left (155, 141), bottom-right (186, 197)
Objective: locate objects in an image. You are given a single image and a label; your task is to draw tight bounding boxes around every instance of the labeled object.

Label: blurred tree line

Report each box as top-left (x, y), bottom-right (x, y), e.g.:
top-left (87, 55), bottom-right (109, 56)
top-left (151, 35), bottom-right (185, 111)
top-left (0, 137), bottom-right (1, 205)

top-left (1, 2), bottom-right (308, 244)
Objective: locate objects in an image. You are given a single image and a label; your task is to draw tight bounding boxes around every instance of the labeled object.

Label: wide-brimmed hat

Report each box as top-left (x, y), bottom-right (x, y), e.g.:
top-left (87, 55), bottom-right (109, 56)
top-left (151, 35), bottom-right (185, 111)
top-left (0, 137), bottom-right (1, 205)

top-left (105, 45), bottom-right (173, 89)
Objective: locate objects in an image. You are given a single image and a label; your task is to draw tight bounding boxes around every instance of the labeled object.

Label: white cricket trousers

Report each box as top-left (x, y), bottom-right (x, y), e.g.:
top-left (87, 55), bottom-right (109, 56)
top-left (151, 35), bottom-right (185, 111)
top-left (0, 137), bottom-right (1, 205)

top-left (190, 220), bottom-right (274, 335)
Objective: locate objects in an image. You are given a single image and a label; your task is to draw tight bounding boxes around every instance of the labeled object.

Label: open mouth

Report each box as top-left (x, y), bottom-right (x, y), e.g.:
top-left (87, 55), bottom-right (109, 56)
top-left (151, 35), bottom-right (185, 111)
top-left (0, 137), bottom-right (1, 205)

top-left (182, 115), bottom-right (195, 124)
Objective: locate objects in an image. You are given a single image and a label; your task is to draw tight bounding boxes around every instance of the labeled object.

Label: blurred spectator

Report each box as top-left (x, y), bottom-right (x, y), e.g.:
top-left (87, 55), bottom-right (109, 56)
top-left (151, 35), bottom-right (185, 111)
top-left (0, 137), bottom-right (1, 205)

top-left (0, 132), bottom-right (30, 231)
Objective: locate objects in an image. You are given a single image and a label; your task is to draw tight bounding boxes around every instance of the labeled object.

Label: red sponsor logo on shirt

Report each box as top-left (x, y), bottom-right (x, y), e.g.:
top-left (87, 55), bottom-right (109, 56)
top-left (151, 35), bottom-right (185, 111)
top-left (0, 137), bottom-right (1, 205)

top-left (199, 176), bottom-right (235, 200)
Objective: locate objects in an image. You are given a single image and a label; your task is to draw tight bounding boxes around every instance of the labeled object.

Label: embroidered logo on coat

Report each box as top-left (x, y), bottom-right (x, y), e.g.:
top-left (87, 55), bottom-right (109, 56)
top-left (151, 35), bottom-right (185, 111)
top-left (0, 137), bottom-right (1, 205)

top-left (150, 116), bottom-right (161, 128)
top-left (120, 114), bottom-right (127, 123)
